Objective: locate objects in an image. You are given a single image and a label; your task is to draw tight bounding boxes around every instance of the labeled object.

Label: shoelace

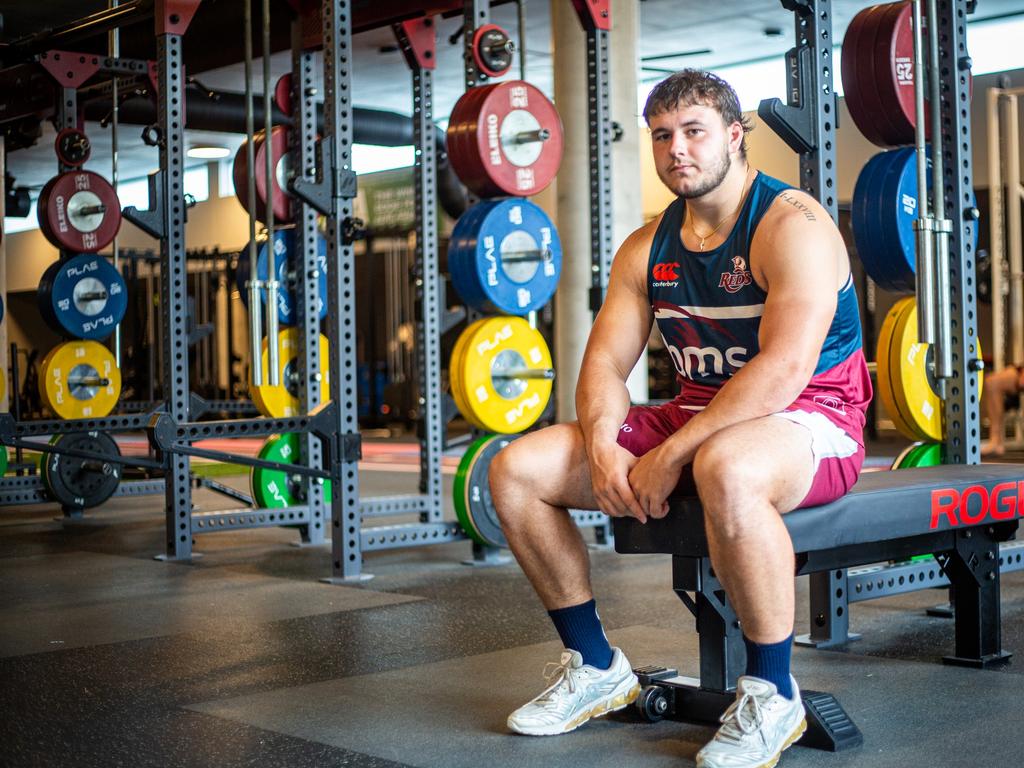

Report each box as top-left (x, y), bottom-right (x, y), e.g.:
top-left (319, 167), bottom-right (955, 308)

top-left (536, 659), bottom-right (578, 702)
top-left (716, 692), bottom-right (766, 743)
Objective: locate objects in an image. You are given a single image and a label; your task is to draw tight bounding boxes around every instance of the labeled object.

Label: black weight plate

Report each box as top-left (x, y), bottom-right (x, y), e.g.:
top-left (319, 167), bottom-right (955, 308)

top-left (43, 431), bottom-right (122, 509)
top-left (458, 434), bottom-right (518, 548)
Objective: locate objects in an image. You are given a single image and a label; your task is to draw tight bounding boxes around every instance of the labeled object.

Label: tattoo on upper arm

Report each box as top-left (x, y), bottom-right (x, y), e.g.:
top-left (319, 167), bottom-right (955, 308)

top-left (778, 191), bottom-right (817, 221)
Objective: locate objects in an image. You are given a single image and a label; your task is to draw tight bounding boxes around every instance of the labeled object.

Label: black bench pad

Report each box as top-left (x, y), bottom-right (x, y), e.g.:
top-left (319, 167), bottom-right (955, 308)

top-left (613, 464), bottom-right (1024, 557)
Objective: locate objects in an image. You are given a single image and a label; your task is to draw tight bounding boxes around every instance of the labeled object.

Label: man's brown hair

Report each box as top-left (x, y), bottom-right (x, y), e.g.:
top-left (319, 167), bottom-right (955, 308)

top-left (643, 69), bottom-right (753, 157)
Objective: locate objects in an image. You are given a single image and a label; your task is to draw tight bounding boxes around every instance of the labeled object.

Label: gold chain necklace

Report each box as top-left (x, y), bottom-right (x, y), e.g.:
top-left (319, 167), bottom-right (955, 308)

top-left (686, 170), bottom-right (754, 251)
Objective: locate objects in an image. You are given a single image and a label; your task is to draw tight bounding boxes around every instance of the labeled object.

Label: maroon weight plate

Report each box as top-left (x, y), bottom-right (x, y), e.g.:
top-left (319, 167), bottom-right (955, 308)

top-left (274, 73), bottom-right (292, 117)
top-left (857, 4), bottom-right (904, 146)
top-left (873, 1), bottom-right (915, 145)
top-left (54, 127), bottom-right (91, 168)
top-left (447, 85), bottom-right (494, 190)
top-left (36, 175), bottom-right (59, 246)
top-left (254, 125), bottom-right (293, 223)
top-left (459, 80), bottom-right (563, 198)
top-left (232, 132), bottom-right (258, 216)
top-left (841, 6), bottom-right (875, 144)
top-left (40, 171), bottom-right (121, 253)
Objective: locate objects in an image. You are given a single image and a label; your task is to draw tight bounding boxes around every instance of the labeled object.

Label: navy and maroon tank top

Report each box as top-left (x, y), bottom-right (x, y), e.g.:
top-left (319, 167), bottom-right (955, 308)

top-left (647, 171), bottom-right (871, 432)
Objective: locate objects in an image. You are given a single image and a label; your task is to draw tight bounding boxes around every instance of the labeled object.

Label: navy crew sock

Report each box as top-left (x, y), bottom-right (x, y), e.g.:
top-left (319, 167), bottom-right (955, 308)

top-left (547, 599), bottom-right (614, 670)
top-left (743, 634), bottom-right (794, 699)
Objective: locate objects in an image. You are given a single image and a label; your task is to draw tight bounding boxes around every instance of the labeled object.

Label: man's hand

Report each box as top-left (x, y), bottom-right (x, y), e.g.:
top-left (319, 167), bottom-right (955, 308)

top-left (588, 442), bottom-right (648, 523)
top-left (627, 444), bottom-right (681, 520)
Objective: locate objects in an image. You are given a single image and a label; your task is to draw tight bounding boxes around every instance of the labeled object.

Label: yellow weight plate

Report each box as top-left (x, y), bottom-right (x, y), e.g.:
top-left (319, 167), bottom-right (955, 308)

top-left (456, 316), bottom-right (553, 434)
top-left (40, 340), bottom-right (121, 419)
top-left (888, 300), bottom-right (984, 442)
top-left (250, 329), bottom-right (330, 418)
top-left (876, 298), bottom-right (918, 440)
top-left (450, 318), bottom-right (491, 429)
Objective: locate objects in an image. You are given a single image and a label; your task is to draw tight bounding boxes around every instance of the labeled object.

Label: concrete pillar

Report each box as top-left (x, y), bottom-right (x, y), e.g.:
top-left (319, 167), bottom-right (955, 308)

top-left (552, 0), bottom-right (645, 422)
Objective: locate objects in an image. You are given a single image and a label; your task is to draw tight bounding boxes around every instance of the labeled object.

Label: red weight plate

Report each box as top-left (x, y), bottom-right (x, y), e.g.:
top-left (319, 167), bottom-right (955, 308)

top-left (840, 7), bottom-right (871, 142)
top-left (446, 85), bottom-right (494, 190)
top-left (40, 171), bottom-right (121, 253)
top-left (471, 24), bottom-right (513, 78)
top-left (54, 127), bottom-right (91, 168)
top-left (856, 4), bottom-right (904, 146)
top-left (254, 125), bottom-right (293, 223)
top-left (455, 85), bottom-right (497, 193)
top-left (462, 81), bottom-right (564, 198)
top-left (232, 132), bottom-right (258, 216)
top-left (36, 176), bottom-right (59, 246)
top-left (887, 0), bottom-right (927, 144)
top-left (873, 2), bottom-right (914, 145)
top-left (274, 73), bottom-right (293, 117)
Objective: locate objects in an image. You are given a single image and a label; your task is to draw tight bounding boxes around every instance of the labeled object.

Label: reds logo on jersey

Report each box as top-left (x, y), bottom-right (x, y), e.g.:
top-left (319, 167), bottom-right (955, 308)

top-left (719, 255), bottom-right (753, 294)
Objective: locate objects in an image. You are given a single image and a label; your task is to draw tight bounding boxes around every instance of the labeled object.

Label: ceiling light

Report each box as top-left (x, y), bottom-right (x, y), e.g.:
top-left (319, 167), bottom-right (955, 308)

top-left (187, 146), bottom-right (231, 159)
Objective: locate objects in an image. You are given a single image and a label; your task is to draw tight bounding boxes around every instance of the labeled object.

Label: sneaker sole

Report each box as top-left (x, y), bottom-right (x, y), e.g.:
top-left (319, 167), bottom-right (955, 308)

top-left (508, 680), bottom-right (641, 737)
top-left (759, 716), bottom-right (808, 768)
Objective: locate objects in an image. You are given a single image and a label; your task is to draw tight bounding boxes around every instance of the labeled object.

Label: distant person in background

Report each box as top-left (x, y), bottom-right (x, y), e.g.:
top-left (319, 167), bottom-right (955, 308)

top-left (981, 364), bottom-right (1024, 457)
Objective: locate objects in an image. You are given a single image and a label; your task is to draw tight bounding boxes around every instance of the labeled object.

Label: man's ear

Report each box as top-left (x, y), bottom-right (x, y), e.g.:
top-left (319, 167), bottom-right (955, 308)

top-left (728, 120), bottom-right (744, 154)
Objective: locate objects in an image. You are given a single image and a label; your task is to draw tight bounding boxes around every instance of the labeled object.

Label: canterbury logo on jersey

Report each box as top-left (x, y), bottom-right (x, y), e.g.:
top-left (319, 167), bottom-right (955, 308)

top-left (719, 255), bottom-right (753, 294)
top-left (652, 262), bottom-right (680, 282)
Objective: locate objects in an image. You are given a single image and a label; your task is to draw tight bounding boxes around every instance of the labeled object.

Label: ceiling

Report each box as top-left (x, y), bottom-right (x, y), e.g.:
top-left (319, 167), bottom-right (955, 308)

top-left (3, 0), bottom-right (1024, 208)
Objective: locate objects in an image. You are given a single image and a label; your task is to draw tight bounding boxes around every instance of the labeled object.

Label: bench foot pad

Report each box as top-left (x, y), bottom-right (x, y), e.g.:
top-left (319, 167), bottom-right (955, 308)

top-left (943, 650), bottom-right (1012, 668)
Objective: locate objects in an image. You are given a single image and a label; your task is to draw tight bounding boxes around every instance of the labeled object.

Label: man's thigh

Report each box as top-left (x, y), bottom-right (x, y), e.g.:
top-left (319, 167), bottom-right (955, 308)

top-left (502, 422), bottom-right (600, 511)
top-left (699, 412), bottom-right (863, 514)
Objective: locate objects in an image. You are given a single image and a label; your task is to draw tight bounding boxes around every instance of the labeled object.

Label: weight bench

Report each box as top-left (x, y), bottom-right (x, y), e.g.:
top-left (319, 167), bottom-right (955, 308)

top-left (612, 463), bottom-right (1024, 752)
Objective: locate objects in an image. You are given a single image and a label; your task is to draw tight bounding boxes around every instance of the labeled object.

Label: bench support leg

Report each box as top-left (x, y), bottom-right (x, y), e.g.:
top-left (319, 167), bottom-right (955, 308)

top-left (942, 527), bottom-right (1013, 668)
top-left (796, 569), bottom-right (862, 648)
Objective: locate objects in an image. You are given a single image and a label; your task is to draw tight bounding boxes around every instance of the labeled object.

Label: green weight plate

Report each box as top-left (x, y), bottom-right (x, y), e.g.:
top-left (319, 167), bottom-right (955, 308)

top-left (0, 444), bottom-right (7, 476)
top-left (900, 441), bottom-right (943, 468)
top-left (251, 433), bottom-right (332, 509)
top-left (453, 434), bottom-right (516, 548)
top-left (890, 441), bottom-right (923, 470)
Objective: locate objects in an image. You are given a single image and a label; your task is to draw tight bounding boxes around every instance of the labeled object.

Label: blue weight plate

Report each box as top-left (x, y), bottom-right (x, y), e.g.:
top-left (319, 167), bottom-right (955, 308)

top-left (881, 147), bottom-right (921, 293)
top-left (255, 229), bottom-right (329, 324)
top-left (466, 199), bottom-right (562, 316)
top-left (449, 200), bottom-right (499, 312)
top-left (0, 293), bottom-right (4, 325)
top-left (36, 260), bottom-right (62, 334)
top-left (851, 151), bottom-right (892, 289)
top-left (39, 254), bottom-right (127, 340)
top-left (236, 245), bottom-right (252, 306)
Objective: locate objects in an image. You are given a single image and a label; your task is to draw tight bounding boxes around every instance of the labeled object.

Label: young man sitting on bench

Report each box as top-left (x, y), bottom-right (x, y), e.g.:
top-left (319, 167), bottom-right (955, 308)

top-left (488, 69), bottom-right (872, 768)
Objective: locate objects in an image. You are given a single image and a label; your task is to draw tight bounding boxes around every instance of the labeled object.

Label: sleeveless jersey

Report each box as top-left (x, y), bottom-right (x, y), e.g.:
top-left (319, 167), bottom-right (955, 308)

top-left (647, 171), bottom-right (872, 437)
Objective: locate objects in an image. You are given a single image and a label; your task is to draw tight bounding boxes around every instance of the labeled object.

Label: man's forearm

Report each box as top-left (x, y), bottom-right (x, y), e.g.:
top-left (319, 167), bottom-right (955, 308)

top-left (576, 366), bottom-right (633, 452)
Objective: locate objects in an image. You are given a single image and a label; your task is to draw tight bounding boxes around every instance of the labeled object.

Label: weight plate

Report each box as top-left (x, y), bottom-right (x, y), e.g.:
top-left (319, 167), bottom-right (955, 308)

top-left (446, 80), bottom-right (563, 198)
top-left (453, 433), bottom-right (516, 548)
top-left (274, 73), bottom-right (293, 116)
top-left (450, 199), bottom-right (562, 316)
top-left (471, 24), bottom-right (514, 78)
top-left (40, 340), bottom-right (122, 420)
top-left (41, 431), bottom-right (122, 509)
top-left (250, 329), bottom-right (330, 418)
top-left (876, 297), bottom-right (918, 439)
top-left (857, 4), bottom-right (906, 146)
top-left (251, 433), bottom-right (332, 508)
top-left (841, 5), bottom-right (888, 146)
top-left (254, 229), bottom-right (329, 324)
top-left (890, 440), bottom-right (924, 470)
top-left (233, 127), bottom-right (293, 224)
top-left (449, 317), bottom-right (492, 428)
top-left (0, 293), bottom-right (5, 324)
top-left (37, 171), bottom-right (121, 253)
top-left (879, 1), bottom-right (919, 145)
top-left (887, 298), bottom-right (983, 441)
top-left (54, 128), bottom-right (92, 168)
top-left (451, 316), bottom-right (553, 434)
top-left (0, 440), bottom-right (7, 477)
top-left (38, 253), bottom-right (127, 340)
top-left (899, 441), bottom-right (944, 468)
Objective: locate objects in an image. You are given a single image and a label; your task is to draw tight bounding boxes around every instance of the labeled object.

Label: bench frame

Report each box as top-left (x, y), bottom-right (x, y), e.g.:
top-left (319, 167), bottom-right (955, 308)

top-left (614, 516), bottom-right (1017, 751)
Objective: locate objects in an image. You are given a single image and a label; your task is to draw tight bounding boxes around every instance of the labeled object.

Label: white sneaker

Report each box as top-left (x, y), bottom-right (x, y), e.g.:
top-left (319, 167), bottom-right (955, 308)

top-left (696, 676), bottom-right (807, 768)
top-left (507, 647), bottom-right (640, 736)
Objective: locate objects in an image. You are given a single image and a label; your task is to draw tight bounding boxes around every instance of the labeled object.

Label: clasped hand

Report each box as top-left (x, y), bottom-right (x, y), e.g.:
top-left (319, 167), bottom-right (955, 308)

top-left (589, 443), bottom-right (679, 524)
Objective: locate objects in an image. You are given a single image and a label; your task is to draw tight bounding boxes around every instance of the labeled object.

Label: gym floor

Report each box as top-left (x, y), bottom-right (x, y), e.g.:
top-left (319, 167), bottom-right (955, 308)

top-left (3, 439), bottom-right (1024, 768)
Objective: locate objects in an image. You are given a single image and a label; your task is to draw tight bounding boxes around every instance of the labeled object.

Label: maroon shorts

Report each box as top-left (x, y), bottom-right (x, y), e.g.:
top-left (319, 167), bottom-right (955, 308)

top-left (615, 400), bottom-right (864, 509)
